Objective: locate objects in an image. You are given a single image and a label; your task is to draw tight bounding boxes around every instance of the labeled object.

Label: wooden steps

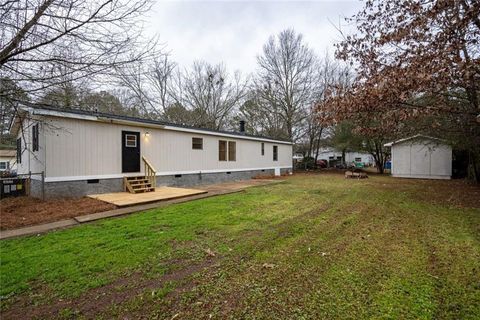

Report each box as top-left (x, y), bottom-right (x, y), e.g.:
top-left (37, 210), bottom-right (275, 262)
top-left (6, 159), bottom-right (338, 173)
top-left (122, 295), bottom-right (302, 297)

top-left (124, 176), bottom-right (155, 193)
top-left (124, 156), bottom-right (157, 194)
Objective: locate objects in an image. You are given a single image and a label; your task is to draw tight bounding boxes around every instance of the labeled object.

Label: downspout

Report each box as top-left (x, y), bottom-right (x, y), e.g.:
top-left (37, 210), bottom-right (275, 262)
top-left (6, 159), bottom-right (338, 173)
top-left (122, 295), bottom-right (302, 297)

top-left (27, 117), bottom-right (31, 174)
top-left (43, 117), bottom-right (47, 180)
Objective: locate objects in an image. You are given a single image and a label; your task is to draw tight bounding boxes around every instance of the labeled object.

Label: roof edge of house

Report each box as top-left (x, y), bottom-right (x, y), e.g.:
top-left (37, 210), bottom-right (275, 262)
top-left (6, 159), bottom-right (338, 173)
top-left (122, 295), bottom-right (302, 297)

top-left (15, 103), bottom-right (293, 145)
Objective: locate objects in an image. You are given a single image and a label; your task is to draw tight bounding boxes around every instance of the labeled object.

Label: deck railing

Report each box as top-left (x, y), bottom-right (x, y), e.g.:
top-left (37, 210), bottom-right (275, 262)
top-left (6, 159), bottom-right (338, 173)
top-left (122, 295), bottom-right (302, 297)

top-left (142, 156), bottom-right (157, 190)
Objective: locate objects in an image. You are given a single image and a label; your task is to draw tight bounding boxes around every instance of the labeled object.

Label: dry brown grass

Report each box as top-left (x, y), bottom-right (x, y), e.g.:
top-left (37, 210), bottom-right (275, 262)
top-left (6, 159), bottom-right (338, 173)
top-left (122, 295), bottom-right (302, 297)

top-left (0, 196), bottom-right (116, 230)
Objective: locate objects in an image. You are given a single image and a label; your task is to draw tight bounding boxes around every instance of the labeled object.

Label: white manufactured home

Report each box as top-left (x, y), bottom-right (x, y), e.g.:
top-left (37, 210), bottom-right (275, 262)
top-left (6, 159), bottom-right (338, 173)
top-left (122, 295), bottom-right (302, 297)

top-left (11, 106), bottom-right (293, 198)
top-left (384, 135), bottom-right (452, 180)
top-left (315, 148), bottom-right (374, 166)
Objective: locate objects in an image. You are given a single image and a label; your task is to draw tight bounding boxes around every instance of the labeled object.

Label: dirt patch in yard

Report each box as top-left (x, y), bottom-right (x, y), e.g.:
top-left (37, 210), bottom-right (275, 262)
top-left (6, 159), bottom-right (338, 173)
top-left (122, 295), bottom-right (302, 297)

top-left (1, 257), bottom-right (218, 320)
top-left (0, 196), bottom-right (116, 230)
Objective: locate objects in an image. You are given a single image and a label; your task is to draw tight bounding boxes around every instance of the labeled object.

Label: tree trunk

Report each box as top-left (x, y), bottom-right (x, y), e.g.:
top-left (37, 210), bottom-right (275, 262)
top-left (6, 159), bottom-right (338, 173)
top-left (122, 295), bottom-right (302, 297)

top-left (367, 139), bottom-right (386, 174)
top-left (376, 159), bottom-right (385, 174)
top-left (314, 128), bottom-right (323, 168)
top-left (376, 141), bottom-right (384, 174)
top-left (469, 149), bottom-right (480, 183)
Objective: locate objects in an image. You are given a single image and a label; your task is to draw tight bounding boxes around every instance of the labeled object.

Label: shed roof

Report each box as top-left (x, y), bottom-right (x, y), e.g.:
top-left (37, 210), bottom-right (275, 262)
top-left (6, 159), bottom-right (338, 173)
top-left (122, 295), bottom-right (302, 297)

top-left (11, 104), bottom-right (292, 145)
top-left (384, 134), bottom-right (446, 147)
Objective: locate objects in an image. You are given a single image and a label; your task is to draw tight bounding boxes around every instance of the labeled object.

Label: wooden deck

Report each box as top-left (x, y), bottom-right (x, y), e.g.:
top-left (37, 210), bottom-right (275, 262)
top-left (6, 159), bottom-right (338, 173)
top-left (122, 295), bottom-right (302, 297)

top-left (88, 187), bottom-right (208, 207)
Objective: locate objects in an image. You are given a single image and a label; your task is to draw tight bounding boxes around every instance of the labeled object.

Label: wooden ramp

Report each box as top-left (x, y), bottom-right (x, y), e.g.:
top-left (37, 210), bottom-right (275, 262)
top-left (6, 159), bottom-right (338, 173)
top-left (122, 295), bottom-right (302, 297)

top-left (88, 187), bottom-right (207, 207)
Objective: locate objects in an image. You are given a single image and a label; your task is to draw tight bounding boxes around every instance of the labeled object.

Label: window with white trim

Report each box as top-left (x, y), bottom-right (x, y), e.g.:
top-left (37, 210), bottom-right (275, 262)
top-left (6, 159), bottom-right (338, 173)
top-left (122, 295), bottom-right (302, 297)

top-left (0, 162), bottom-right (7, 170)
top-left (273, 145), bottom-right (278, 161)
top-left (125, 134), bottom-right (137, 147)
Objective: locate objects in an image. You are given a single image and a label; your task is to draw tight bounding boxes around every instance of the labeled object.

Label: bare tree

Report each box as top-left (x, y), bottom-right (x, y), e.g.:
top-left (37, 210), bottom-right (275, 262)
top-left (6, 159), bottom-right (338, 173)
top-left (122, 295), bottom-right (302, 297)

top-left (176, 61), bottom-right (248, 130)
top-left (237, 93), bottom-right (287, 138)
top-left (295, 53), bottom-right (354, 165)
top-left (116, 59), bottom-right (247, 129)
top-left (0, 78), bottom-right (27, 144)
top-left (0, 0), bottom-right (157, 103)
top-left (253, 29), bottom-right (320, 142)
top-left (1, 0), bottom-right (158, 165)
top-left (149, 55), bottom-right (177, 113)
top-left (115, 53), bottom-right (176, 118)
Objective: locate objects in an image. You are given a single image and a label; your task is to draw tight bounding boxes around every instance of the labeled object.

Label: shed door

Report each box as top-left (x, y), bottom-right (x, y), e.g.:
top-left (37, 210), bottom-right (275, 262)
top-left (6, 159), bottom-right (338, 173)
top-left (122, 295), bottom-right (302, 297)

top-left (122, 131), bottom-right (140, 173)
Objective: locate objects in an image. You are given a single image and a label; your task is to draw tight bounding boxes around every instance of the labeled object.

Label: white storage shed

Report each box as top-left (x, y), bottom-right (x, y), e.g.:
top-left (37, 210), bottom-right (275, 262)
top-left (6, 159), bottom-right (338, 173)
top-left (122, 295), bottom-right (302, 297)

top-left (384, 135), bottom-right (452, 180)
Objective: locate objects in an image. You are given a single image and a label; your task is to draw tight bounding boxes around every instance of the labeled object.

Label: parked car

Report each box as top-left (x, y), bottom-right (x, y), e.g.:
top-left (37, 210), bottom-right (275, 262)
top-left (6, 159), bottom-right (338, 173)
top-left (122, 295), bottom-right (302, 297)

top-left (317, 159), bottom-right (327, 168)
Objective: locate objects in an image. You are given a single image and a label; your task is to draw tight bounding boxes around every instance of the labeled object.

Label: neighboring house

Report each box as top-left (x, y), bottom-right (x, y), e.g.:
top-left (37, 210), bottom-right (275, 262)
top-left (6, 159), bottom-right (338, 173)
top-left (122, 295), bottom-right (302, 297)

top-left (0, 149), bottom-right (16, 172)
top-left (384, 135), bottom-right (452, 180)
top-left (316, 148), bottom-right (374, 166)
top-left (10, 105), bottom-right (293, 198)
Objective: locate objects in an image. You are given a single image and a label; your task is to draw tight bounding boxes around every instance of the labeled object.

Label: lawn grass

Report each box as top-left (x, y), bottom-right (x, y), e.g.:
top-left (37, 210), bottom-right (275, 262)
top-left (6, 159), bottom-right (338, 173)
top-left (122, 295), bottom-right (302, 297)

top-left (1, 174), bottom-right (479, 319)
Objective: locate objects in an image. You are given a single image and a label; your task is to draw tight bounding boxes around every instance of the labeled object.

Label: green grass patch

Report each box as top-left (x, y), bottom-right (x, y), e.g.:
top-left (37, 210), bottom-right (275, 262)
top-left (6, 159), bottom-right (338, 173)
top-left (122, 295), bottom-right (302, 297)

top-left (1, 174), bottom-right (479, 319)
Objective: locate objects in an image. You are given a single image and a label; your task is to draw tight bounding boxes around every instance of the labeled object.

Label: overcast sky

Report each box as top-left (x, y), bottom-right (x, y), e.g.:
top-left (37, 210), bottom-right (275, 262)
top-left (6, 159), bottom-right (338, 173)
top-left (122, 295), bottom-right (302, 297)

top-left (146, 0), bottom-right (362, 74)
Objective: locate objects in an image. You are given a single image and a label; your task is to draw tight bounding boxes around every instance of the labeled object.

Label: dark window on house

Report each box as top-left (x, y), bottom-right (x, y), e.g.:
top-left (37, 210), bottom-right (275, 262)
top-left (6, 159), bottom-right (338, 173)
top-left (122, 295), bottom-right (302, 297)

top-left (261, 142), bottom-right (265, 156)
top-left (355, 157), bottom-right (362, 162)
top-left (228, 141), bottom-right (236, 161)
top-left (32, 123), bottom-right (39, 152)
top-left (0, 162), bottom-right (7, 170)
top-left (192, 137), bottom-right (203, 150)
top-left (16, 138), bottom-right (21, 164)
top-left (219, 140), bottom-right (227, 161)
top-left (273, 145), bottom-right (278, 161)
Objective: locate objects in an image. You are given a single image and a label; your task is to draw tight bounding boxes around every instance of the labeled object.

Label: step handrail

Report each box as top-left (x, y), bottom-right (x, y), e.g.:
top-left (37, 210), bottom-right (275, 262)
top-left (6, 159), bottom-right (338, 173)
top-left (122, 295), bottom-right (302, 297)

top-left (142, 156), bottom-right (156, 191)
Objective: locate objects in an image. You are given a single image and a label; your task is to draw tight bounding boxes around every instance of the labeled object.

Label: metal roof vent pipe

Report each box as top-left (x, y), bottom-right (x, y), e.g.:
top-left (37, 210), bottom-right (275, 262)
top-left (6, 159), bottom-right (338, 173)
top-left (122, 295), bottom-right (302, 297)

top-left (239, 120), bottom-right (246, 134)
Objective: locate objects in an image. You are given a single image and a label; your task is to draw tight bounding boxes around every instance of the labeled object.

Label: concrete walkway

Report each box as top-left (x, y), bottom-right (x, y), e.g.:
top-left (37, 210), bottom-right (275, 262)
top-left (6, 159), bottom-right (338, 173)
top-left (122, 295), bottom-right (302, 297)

top-left (0, 179), bottom-right (283, 240)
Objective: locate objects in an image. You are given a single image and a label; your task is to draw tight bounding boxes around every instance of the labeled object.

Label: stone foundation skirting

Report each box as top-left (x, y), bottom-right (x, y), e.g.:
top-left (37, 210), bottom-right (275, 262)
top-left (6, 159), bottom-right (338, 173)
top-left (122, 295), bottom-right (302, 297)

top-left (32, 168), bottom-right (291, 198)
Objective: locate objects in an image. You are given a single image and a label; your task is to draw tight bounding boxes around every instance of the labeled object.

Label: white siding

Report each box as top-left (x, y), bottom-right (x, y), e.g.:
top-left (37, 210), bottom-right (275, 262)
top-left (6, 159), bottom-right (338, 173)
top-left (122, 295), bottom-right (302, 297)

top-left (15, 117), bottom-right (46, 178)
top-left (430, 145), bottom-right (452, 176)
top-left (392, 144), bottom-right (411, 175)
top-left (410, 143), bottom-right (430, 176)
top-left (391, 139), bottom-right (452, 179)
top-left (43, 116), bottom-right (292, 180)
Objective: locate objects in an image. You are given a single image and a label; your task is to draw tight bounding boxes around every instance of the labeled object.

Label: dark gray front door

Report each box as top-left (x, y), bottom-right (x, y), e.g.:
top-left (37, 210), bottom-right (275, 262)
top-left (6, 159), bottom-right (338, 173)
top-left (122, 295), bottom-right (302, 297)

top-left (122, 131), bottom-right (140, 173)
